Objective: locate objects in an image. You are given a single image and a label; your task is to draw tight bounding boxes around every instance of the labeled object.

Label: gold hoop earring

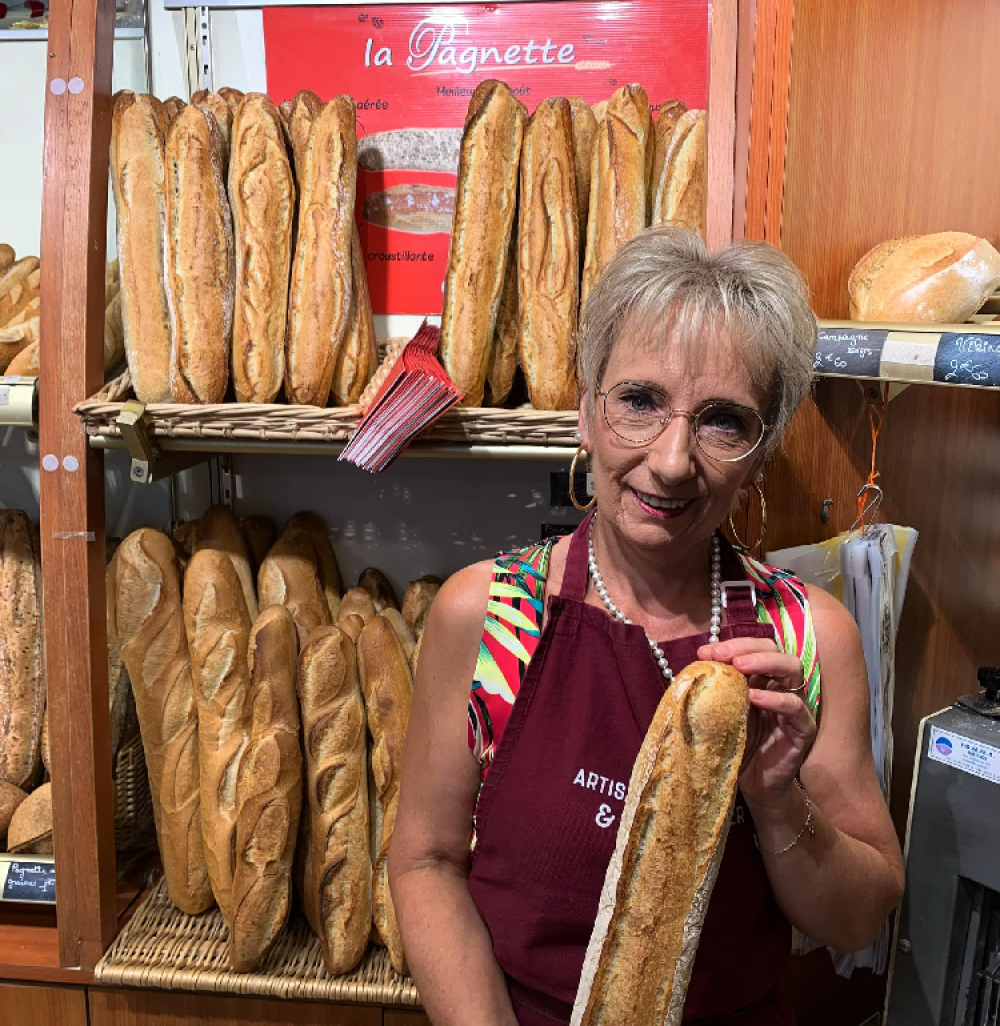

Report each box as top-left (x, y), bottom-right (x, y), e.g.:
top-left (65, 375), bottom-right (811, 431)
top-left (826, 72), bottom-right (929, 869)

top-left (728, 481), bottom-right (767, 553)
top-left (569, 445), bottom-right (597, 512)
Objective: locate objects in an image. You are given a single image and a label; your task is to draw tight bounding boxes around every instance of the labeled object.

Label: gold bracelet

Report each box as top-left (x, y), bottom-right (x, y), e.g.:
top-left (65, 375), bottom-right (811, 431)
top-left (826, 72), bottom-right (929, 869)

top-left (753, 779), bottom-right (815, 856)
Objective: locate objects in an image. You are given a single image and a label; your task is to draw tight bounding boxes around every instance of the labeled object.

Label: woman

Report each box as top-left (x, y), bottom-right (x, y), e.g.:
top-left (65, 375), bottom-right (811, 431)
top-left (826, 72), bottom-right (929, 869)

top-left (390, 228), bottom-right (904, 1025)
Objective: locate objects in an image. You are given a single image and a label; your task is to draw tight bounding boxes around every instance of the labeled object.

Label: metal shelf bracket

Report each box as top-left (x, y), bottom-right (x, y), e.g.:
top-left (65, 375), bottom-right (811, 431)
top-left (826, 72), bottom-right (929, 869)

top-left (116, 400), bottom-right (211, 483)
top-left (0, 376), bottom-right (39, 428)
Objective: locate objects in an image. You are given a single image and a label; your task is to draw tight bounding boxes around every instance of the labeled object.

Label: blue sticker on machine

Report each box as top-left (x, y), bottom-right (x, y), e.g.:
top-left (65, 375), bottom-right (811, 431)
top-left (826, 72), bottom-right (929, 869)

top-left (933, 333), bottom-right (1000, 386)
top-left (813, 328), bottom-right (887, 377)
top-left (2, 860), bottom-right (56, 903)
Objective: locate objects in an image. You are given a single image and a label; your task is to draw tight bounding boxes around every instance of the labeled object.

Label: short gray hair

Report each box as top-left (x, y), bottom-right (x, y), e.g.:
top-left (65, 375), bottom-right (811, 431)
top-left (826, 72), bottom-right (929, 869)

top-left (578, 227), bottom-right (817, 454)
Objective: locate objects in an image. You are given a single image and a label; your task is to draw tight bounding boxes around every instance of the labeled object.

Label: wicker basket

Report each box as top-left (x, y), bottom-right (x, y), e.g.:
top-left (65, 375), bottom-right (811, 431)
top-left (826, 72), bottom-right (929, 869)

top-left (113, 731), bottom-right (155, 853)
top-left (95, 878), bottom-right (421, 1006)
top-left (75, 370), bottom-right (580, 449)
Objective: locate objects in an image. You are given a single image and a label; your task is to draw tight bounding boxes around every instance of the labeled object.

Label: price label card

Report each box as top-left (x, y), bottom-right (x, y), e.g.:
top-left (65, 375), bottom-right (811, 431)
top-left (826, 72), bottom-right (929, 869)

top-left (1, 858), bottom-right (56, 903)
top-left (0, 387), bottom-right (9, 407)
top-left (933, 332), bottom-right (1000, 387)
top-left (813, 328), bottom-right (887, 377)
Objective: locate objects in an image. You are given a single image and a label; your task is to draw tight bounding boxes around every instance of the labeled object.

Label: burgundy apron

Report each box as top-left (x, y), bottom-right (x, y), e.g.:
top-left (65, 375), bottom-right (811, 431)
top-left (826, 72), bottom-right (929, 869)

top-left (467, 517), bottom-right (795, 1025)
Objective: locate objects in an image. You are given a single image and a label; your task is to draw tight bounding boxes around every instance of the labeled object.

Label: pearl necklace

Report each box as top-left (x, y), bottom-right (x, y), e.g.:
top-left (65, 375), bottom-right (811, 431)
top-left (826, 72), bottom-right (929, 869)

top-left (587, 513), bottom-right (722, 683)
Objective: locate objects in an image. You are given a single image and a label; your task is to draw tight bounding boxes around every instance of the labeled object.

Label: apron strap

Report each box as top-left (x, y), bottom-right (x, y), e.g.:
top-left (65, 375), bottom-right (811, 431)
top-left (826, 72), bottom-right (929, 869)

top-left (719, 538), bottom-right (759, 625)
top-left (559, 512), bottom-right (594, 601)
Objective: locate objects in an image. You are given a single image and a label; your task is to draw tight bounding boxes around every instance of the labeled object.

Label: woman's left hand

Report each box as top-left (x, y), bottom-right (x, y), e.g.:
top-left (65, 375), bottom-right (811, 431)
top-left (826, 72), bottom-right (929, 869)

top-left (697, 638), bottom-right (817, 810)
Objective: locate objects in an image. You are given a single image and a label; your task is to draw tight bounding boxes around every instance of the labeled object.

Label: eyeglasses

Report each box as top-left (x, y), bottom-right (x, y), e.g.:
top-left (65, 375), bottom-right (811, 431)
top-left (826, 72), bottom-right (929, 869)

top-left (599, 381), bottom-right (769, 462)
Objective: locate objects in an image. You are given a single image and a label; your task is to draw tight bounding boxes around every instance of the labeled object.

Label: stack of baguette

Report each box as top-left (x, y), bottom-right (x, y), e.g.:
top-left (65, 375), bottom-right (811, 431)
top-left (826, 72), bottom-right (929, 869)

top-left (439, 83), bottom-right (706, 411)
top-left (0, 247), bottom-right (126, 378)
top-left (116, 505), bottom-right (439, 974)
top-left (0, 510), bottom-right (45, 855)
top-left (110, 87), bottom-right (375, 409)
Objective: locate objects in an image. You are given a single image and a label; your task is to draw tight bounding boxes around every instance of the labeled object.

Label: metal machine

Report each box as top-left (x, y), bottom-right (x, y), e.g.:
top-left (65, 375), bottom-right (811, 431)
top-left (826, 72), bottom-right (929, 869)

top-left (886, 668), bottom-right (1000, 1025)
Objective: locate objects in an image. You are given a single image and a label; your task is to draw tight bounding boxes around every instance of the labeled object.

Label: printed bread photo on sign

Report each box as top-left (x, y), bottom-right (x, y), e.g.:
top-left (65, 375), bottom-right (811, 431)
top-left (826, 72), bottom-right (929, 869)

top-left (263, 1), bottom-right (709, 324)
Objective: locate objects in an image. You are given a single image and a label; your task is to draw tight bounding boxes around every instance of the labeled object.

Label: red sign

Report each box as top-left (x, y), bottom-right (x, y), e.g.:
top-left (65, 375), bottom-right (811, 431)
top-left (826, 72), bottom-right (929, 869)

top-left (264, 2), bottom-right (709, 315)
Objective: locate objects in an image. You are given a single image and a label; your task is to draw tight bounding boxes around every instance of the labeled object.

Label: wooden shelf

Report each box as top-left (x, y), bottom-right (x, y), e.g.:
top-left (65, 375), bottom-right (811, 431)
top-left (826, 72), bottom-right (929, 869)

top-left (814, 319), bottom-right (1000, 389)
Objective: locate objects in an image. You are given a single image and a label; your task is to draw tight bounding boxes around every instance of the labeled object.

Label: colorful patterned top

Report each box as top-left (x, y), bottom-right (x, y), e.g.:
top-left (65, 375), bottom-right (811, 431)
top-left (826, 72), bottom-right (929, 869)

top-left (467, 537), bottom-right (821, 779)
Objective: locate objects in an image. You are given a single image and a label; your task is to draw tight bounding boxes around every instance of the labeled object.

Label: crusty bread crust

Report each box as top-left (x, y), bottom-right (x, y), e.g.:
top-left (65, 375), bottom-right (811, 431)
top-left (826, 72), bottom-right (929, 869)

top-left (285, 96), bottom-right (357, 407)
top-left (183, 548), bottom-right (253, 924)
top-left (116, 529), bottom-right (213, 914)
top-left (652, 109), bottom-right (707, 238)
top-left (518, 97), bottom-right (580, 412)
top-left (229, 93), bottom-right (295, 404)
top-left (165, 104), bottom-right (235, 404)
top-left (111, 92), bottom-right (173, 403)
top-left (298, 625), bottom-right (371, 974)
top-left (572, 661), bottom-right (749, 1026)
top-left (439, 80), bottom-right (526, 407)
top-left (581, 85), bottom-right (650, 310)
top-left (850, 231), bottom-right (1000, 323)
top-left (231, 605), bottom-right (302, 971)
top-left (358, 616), bottom-right (413, 975)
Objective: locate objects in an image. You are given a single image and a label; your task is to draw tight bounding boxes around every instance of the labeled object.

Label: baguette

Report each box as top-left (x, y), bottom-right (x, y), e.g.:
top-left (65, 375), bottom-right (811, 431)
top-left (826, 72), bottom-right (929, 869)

top-left (358, 568), bottom-right (398, 612)
top-left (111, 92), bottom-right (173, 403)
top-left (648, 100), bottom-right (688, 223)
top-left (518, 97), bottom-right (580, 411)
top-left (651, 109), bottom-right (707, 239)
top-left (485, 220), bottom-right (519, 407)
top-left (163, 96), bottom-right (186, 124)
top-left (106, 550), bottom-right (132, 765)
top-left (338, 586), bottom-right (376, 625)
top-left (5, 342), bottom-right (38, 378)
top-left (592, 100), bottom-right (608, 125)
top-left (848, 231), bottom-right (1000, 322)
top-left (358, 616), bottom-right (413, 974)
top-left (190, 90), bottom-right (234, 169)
top-left (165, 104), bottom-right (235, 404)
top-left (229, 93), bottom-right (295, 404)
top-left (568, 98), bottom-right (598, 260)
top-left (0, 511), bottom-right (43, 790)
top-left (0, 261), bottom-right (40, 327)
top-left (257, 532), bottom-right (332, 646)
top-left (231, 605), bottom-right (302, 971)
top-left (0, 780), bottom-right (26, 845)
top-left (581, 85), bottom-right (650, 310)
top-left (192, 505), bottom-right (259, 622)
top-left (378, 609), bottom-right (416, 667)
top-left (219, 87), bottom-right (245, 115)
top-left (281, 90), bottom-right (323, 176)
top-left (572, 661), bottom-right (749, 1026)
top-left (183, 548), bottom-right (253, 924)
top-left (439, 81), bottom-right (526, 407)
top-left (239, 515), bottom-right (277, 575)
top-left (0, 316), bottom-right (39, 370)
top-left (336, 613), bottom-right (365, 643)
top-left (7, 782), bottom-right (52, 855)
top-left (332, 227), bottom-right (378, 406)
top-left (283, 512), bottom-right (342, 620)
top-left (0, 245), bottom-right (14, 276)
top-left (285, 95), bottom-right (357, 407)
top-left (400, 576), bottom-right (441, 639)
top-left (116, 529), bottom-right (213, 913)
top-left (298, 625), bottom-right (372, 974)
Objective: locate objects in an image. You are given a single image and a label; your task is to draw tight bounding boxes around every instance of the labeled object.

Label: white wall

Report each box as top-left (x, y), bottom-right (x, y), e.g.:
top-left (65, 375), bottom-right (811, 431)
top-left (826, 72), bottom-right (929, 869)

top-left (0, 38), bottom-right (148, 261)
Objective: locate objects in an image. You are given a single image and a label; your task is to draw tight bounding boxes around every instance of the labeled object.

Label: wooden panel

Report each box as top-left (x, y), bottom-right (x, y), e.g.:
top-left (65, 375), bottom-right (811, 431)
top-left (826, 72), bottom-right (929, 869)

top-left (38, 0), bottom-right (117, 969)
top-left (88, 989), bottom-right (382, 1026)
top-left (763, 0), bottom-right (793, 244)
top-left (781, 0), bottom-right (1000, 315)
top-left (0, 981), bottom-right (88, 1025)
top-left (764, 3), bottom-right (1000, 1019)
top-left (706, 0), bottom-right (740, 248)
top-left (384, 1015), bottom-right (431, 1026)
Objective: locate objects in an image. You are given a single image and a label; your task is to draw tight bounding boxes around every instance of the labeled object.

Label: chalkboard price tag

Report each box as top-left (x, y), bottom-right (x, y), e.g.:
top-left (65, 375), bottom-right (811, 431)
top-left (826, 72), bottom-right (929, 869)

top-left (814, 328), bottom-right (887, 378)
top-left (933, 332), bottom-right (1000, 387)
top-left (1, 859), bottom-right (56, 903)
